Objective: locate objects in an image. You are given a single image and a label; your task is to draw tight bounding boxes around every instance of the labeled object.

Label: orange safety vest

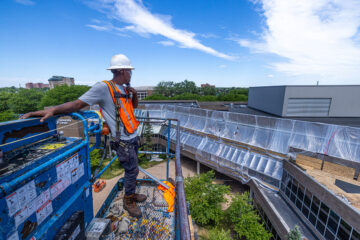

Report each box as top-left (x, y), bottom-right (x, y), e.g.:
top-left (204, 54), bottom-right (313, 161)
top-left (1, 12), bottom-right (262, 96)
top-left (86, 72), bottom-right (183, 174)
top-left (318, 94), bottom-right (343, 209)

top-left (103, 80), bottom-right (139, 136)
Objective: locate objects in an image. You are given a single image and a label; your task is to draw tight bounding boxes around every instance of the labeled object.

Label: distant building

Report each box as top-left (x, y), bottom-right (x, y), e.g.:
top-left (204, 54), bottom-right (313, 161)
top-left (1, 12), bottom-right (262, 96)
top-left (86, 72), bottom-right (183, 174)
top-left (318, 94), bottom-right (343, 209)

top-left (48, 76), bottom-right (75, 89)
top-left (25, 82), bottom-right (49, 89)
top-left (201, 83), bottom-right (215, 88)
top-left (134, 86), bottom-right (155, 100)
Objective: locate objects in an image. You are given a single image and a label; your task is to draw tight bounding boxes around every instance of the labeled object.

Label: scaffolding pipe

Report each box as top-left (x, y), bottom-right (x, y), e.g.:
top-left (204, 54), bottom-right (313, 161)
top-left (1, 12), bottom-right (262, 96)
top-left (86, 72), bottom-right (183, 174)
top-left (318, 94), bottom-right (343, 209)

top-left (175, 121), bottom-right (191, 240)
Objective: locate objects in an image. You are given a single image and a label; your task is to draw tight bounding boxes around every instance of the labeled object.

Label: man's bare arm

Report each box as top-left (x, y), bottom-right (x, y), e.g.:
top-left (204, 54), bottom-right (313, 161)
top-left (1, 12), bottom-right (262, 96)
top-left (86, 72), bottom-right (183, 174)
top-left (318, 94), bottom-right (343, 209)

top-left (20, 99), bottom-right (89, 122)
top-left (126, 87), bottom-right (138, 108)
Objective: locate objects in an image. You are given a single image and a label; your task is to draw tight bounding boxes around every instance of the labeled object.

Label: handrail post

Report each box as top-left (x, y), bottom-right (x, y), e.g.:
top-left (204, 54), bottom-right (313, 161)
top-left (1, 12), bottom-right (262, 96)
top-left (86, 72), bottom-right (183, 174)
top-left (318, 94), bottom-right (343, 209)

top-left (175, 120), bottom-right (191, 240)
top-left (166, 119), bottom-right (171, 180)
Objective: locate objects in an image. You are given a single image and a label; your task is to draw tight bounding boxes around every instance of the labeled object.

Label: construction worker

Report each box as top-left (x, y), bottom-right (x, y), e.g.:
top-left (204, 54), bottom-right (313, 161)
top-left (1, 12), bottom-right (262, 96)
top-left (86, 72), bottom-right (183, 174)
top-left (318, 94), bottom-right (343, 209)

top-left (21, 54), bottom-right (146, 218)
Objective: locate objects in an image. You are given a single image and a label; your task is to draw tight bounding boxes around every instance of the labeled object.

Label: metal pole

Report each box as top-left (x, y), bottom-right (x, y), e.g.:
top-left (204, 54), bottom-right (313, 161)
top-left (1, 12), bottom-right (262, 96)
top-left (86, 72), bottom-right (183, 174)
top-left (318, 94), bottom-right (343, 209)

top-left (166, 119), bottom-right (171, 180)
top-left (175, 121), bottom-right (191, 240)
top-left (197, 161), bottom-right (200, 175)
top-left (138, 166), bottom-right (169, 189)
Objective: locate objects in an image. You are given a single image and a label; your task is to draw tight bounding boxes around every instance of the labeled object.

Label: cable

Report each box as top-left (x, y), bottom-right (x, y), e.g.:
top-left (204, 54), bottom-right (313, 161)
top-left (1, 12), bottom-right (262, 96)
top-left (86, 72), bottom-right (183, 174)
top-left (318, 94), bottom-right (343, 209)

top-left (93, 134), bottom-right (108, 177)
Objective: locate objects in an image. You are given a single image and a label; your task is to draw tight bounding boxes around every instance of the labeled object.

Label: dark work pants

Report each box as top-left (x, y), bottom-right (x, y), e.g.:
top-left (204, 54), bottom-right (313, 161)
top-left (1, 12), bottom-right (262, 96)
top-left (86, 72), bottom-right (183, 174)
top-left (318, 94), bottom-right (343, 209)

top-left (112, 137), bottom-right (139, 196)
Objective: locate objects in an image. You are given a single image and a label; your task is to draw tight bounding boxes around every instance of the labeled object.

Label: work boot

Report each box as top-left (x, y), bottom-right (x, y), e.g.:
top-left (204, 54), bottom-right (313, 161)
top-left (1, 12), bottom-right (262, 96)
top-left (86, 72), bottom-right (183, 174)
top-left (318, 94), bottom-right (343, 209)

top-left (123, 194), bottom-right (142, 218)
top-left (133, 193), bottom-right (147, 202)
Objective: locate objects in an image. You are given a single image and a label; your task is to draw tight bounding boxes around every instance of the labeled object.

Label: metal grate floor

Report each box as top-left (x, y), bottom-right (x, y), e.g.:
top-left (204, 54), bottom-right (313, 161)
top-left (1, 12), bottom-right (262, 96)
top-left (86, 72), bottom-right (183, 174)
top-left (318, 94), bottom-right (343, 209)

top-left (104, 182), bottom-right (175, 240)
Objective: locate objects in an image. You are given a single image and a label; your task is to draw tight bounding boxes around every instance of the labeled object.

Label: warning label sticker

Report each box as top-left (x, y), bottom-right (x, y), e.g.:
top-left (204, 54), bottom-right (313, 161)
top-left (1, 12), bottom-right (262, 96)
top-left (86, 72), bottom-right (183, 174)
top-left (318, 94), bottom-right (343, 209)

top-left (7, 232), bottom-right (19, 240)
top-left (17, 181), bottom-right (37, 210)
top-left (14, 206), bottom-right (28, 227)
top-left (35, 189), bottom-right (50, 211)
top-left (6, 180), bottom-right (37, 216)
top-left (6, 192), bottom-right (19, 216)
top-left (56, 154), bottom-right (79, 180)
top-left (36, 200), bottom-right (53, 225)
top-left (71, 163), bottom-right (84, 184)
top-left (50, 173), bottom-right (71, 200)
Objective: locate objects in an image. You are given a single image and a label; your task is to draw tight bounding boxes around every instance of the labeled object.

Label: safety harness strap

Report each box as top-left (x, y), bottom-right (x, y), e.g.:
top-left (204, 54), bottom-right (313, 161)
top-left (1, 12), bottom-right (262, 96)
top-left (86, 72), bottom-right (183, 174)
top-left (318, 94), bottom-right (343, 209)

top-left (103, 80), bottom-right (138, 138)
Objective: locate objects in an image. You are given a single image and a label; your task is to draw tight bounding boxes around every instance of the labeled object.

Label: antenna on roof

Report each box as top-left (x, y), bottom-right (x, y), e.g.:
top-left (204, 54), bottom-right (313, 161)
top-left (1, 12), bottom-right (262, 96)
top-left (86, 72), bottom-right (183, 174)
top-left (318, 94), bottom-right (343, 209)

top-left (316, 81), bottom-right (319, 86)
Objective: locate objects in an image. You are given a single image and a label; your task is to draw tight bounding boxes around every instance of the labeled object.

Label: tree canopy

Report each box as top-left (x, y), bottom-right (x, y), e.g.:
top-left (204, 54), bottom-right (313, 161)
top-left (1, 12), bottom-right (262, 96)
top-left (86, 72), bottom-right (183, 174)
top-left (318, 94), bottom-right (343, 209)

top-left (39, 85), bottom-right (90, 108)
top-left (8, 89), bottom-right (45, 113)
top-left (150, 80), bottom-right (248, 102)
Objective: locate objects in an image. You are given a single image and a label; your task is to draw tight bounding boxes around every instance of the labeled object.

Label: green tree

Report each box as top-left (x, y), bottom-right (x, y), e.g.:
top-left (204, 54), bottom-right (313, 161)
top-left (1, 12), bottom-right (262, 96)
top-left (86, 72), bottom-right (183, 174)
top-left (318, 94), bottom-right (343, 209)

top-left (287, 225), bottom-right (301, 240)
top-left (217, 89), bottom-right (248, 101)
top-left (8, 89), bottom-right (45, 113)
top-left (0, 92), bottom-right (14, 111)
top-left (0, 110), bottom-right (17, 122)
top-left (185, 171), bottom-right (230, 226)
top-left (174, 80), bottom-right (198, 95)
top-left (202, 86), bottom-right (216, 96)
top-left (226, 192), bottom-right (272, 240)
top-left (154, 81), bottom-right (175, 97)
top-left (39, 85), bottom-right (90, 108)
top-left (143, 94), bottom-right (169, 100)
top-left (198, 95), bottom-right (218, 101)
top-left (171, 93), bottom-right (199, 100)
top-left (142, 112), bottom-right (154, 152)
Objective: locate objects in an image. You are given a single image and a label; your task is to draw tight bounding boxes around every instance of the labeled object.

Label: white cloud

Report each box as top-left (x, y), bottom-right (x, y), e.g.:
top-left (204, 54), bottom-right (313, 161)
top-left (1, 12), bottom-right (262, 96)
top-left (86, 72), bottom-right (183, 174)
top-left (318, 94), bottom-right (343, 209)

top-left (267, 74), bottom-right (274, 78)
top-left (158, 40), bottom-right (175, 46)
top-left (15, 0), bottom-right (35, 5)
top-left (218, 64), bottom-right (227, 68)
top-left (86, 24), bottom-right (110, 31)
top-left (89, 0), bottom-right (233, 60)
top-left (199, 33), bottom-right (218, 39)
top-left (239, 0), bottom-right (360, 80)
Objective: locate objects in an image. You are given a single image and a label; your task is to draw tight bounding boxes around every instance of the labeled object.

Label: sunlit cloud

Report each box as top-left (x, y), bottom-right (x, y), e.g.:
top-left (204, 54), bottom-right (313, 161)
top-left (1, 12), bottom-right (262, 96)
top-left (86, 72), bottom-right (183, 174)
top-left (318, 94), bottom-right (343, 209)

top-left (88, 0), bottom-right (234, 60)
top-left (86, 24), bottom-right (109, 31)
top-left (158, 40), bottom-right (175, 46)
top-left (237, 0), bottom-right (360, 81)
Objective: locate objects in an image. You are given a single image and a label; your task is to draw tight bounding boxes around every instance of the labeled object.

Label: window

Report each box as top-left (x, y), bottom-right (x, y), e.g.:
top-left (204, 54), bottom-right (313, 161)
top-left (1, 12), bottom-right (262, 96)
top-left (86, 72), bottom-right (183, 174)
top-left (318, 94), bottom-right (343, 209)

top-left (304, 189), bottom-right (312, 208)
top-left (309, 213), bottom-right (317, 225)
top-left (325, 230), bottom-right (335, 240)
top-left (327, 210), bottom-right (339, 234)
top-left (311, 196), bottom-right (320, 216)
top-left (351, 230), bottom-right (360, 240)
top-left (318, 204), bottom-right (328, 224)
top-left (302, 206), bottom-right (310, 218)
top-left (281, 171), bottom-right (357, 240)
top-left (298, 184), bottom-right (305, 201)
top-left (316, 221), bottom-right (325, 235)
top-left (292, 179), bottom-right (298, 194)
top-left (337, 219), bottom-right (352, 240)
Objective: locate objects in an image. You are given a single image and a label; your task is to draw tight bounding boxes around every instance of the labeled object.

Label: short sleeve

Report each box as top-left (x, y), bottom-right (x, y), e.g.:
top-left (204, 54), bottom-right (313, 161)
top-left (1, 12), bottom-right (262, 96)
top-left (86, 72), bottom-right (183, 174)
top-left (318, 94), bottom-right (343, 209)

top-left (78, 82), bottom-right (106, 106)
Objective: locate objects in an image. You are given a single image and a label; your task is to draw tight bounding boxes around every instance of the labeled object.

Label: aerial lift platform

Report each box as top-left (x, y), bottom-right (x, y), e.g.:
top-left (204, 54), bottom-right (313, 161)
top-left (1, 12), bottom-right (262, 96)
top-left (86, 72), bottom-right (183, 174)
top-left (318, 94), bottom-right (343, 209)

top-left (0, 111), bottom-right (191, 240)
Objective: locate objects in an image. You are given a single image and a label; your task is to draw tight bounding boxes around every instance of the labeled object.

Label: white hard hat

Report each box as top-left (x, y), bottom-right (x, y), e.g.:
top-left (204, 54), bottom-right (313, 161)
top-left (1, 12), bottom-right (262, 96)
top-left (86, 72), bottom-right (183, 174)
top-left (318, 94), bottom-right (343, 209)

top-left (107, 54), bottom-right (135, 70)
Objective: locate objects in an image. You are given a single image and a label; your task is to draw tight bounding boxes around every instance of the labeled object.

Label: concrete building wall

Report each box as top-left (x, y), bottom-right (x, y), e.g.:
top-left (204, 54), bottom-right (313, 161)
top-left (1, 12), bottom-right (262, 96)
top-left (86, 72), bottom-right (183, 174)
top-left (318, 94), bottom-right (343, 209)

top-left (249, 85), bottom-right (360, 117)
top-left (283, 86), bottom-right (360, 117)
top-left (248, 86), bottom-right (285, 116)
top-left (48, 76), bottom-right (75, 89)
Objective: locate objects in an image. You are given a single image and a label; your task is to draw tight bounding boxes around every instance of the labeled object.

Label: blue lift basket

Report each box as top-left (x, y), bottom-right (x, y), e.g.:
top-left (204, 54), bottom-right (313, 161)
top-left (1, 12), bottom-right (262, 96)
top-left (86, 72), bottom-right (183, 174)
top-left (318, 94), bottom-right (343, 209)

top-left (0, 111), bottom-right (191, 240)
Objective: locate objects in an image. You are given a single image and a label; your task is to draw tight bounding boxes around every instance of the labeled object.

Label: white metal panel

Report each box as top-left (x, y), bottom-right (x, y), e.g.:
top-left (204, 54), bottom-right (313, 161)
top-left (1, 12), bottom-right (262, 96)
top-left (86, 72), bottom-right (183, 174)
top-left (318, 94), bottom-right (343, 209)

top-left (286, 98), bottom-right (331, 117)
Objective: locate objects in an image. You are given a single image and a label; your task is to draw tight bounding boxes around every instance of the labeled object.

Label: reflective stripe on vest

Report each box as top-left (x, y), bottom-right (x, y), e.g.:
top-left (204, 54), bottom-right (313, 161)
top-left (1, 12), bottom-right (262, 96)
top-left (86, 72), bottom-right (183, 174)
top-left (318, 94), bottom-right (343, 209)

top-left (103, 80), bottom-right (139, 135)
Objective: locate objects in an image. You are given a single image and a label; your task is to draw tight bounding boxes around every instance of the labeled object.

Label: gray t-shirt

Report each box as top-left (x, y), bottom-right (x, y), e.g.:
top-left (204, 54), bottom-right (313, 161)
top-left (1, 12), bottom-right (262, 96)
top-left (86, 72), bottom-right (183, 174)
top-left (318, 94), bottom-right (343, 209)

top-left (79, 81), bottom-right (138, 140)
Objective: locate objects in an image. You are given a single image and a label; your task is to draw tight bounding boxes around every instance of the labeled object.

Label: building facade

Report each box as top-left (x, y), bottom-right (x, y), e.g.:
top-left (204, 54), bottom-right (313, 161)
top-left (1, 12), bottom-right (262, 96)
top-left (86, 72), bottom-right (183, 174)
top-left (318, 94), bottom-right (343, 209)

top-left (25, 82), bottom-right (49, 89)
top-left (134, 86), bottom-right (155, 100)
top-left (48, 76), bottom-right (75, 89)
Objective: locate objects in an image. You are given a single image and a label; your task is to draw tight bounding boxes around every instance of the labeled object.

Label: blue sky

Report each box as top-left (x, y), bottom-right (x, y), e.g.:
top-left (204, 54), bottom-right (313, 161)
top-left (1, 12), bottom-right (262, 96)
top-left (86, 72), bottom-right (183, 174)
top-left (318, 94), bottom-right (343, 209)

top-left (1, 0), bottom-right (359, 88)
